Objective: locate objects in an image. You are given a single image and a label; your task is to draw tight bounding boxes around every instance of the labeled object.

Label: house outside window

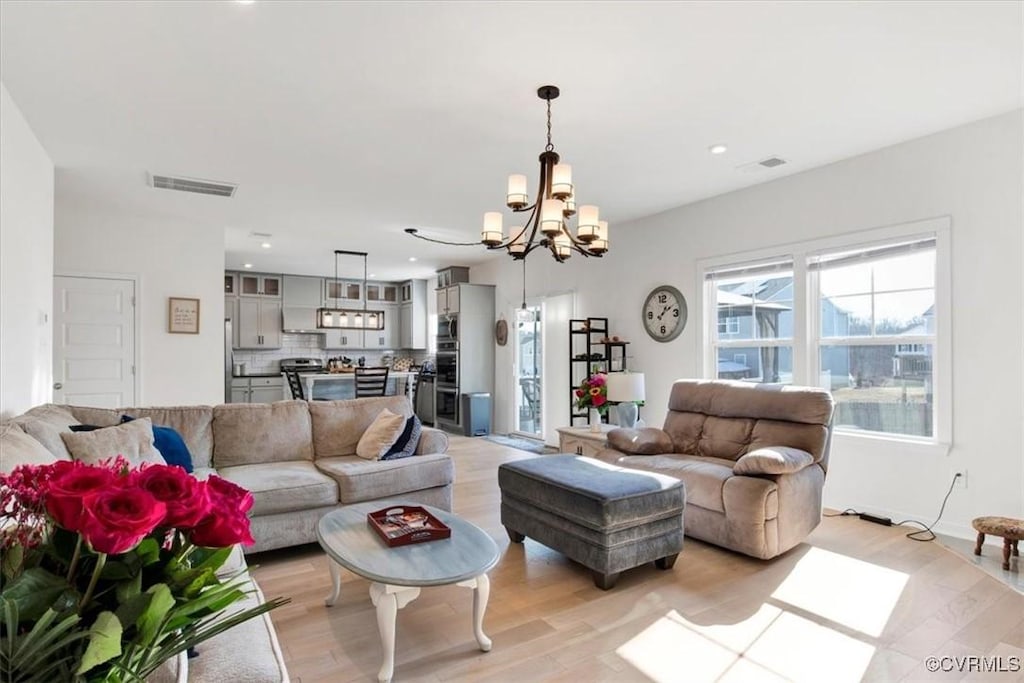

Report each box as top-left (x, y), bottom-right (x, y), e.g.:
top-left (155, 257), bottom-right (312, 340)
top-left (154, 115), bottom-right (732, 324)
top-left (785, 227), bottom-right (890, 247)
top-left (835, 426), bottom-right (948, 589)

top-left (718, 317), bottom-right (740, 335)
top-left (701, 220), bottom-right (949, 443)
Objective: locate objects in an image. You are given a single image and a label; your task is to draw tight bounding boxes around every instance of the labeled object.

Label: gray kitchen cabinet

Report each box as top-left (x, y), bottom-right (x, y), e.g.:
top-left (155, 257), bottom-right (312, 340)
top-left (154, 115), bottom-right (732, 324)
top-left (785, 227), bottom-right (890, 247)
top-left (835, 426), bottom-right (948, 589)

top-left (239, 273), bottom-right (282, 298)
top-left (225, 295), bottom-right (239, 348)
top-left (283, 275), bottom-right (322, 306)
top-left (324, 279), bottom-right (363, 304)
top-left (437, 285), bottom-right (460, 315)
top-left (230, 376), bottom-right (285, 403)
top-left (323, 329), bottom-right (364, 350)
top-left (366, 282), bottom-right (399, 303)
top-left (237, 299), bottom-right (282, 348)
top-left (399, 279), bottom-right (427, 349)
top-left (366, 304), bottom-right (399, 348)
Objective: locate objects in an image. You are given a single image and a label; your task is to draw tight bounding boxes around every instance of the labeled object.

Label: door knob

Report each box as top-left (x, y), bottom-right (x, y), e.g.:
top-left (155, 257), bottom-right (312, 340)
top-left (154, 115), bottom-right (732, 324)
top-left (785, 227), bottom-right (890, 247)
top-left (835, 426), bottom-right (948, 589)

top-left (53, 382), bottom-right (63, 390)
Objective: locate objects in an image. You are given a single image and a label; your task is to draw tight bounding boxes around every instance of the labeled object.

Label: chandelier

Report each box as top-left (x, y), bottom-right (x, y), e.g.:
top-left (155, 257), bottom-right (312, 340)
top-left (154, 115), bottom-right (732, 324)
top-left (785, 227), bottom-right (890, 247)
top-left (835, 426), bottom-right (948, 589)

top-left (405, 85), bottom-right (608, 262)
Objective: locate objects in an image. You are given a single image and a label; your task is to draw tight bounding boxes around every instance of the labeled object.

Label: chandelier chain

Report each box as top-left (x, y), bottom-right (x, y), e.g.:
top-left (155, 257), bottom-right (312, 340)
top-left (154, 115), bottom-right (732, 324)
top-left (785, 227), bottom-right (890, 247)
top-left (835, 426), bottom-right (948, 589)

top-left (545, 97), bottom-right (553, 152)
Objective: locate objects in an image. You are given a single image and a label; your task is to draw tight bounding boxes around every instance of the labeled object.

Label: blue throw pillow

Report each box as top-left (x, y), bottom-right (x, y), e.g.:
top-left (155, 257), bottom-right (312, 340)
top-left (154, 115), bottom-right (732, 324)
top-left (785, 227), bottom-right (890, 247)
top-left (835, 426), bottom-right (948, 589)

top-left (381, 415), bottom-right (422, 461)
top-left (120, 415), bottom-right (194, 473)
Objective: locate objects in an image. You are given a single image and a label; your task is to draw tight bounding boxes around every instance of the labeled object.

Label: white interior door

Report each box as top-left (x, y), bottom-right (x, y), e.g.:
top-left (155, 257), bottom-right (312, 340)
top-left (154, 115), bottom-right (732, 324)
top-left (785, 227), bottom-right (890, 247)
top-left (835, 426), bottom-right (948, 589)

top-left (53, 275), bottom-right (136, 407)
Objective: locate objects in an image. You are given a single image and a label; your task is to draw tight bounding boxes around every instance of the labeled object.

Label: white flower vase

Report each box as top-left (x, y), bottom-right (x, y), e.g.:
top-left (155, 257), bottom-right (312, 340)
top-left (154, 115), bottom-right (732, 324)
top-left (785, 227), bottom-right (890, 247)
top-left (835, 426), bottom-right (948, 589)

top-left (589, 408), bottom-right (602, 433)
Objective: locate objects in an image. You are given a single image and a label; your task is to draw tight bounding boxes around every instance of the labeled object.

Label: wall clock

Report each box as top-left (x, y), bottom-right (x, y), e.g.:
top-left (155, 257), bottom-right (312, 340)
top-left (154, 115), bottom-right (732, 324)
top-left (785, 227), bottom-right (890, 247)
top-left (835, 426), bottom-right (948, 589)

top-left (642, 285), bottom-right (687, 342)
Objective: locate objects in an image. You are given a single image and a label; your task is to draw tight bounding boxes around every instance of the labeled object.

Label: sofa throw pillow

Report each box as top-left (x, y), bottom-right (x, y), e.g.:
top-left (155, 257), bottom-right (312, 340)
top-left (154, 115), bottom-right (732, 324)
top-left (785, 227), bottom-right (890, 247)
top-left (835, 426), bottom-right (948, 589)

top-left (355, 408), bottom-right (407, 460)
top-left (733, 446), bottom-right (814, 476)
top-left (381, 415), bottom-right (422, 461)
top-left (120, 415), bottom-right (195, 473)
top-left (60, 417), bottom-right (166, 468)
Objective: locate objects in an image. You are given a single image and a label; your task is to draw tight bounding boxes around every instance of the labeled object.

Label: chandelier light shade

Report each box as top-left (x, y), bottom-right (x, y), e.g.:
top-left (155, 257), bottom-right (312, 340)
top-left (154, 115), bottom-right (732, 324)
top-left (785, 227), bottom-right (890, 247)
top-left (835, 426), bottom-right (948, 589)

top-left (405, 85), bottom-right (609, 263)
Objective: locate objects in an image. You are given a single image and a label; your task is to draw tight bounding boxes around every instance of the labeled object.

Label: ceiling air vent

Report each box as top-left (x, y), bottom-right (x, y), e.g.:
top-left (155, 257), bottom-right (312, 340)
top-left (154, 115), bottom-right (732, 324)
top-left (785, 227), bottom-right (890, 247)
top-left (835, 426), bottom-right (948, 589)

top-left (148, 173), bottom-right (237, 197)
top-left (758, 156), bottom-right (787, 168)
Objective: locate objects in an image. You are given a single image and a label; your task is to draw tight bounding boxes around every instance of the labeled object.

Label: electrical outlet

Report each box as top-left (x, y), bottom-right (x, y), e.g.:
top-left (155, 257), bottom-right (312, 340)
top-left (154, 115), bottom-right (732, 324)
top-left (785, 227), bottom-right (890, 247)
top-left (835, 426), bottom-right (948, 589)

top-left (952, 469), bottom-right (968, 489)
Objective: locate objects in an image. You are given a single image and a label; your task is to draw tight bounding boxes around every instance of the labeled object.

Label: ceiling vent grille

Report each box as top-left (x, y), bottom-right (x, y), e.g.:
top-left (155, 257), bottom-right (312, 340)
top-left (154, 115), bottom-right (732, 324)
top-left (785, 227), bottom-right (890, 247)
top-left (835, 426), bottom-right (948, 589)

top-left (148, 173), bottom-right (237, 197)
top-left (758, 156), bottom-right (787, 168)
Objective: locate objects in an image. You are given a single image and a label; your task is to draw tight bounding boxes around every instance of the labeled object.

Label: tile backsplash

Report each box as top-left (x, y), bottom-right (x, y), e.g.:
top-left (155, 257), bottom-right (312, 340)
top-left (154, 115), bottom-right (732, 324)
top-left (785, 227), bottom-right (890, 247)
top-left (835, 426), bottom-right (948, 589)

top-left (233, 333), bottom-right (430, 374)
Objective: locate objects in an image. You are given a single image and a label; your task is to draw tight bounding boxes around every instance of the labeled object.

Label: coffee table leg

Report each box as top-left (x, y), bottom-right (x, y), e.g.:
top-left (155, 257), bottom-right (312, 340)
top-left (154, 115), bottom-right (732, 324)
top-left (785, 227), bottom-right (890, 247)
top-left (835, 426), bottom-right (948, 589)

top-left (325, 559), bottom-right (342, 607)
top-left (456, 573), bottom-right (492, 652)
top-left (369, 583), bottom-right (421, 683)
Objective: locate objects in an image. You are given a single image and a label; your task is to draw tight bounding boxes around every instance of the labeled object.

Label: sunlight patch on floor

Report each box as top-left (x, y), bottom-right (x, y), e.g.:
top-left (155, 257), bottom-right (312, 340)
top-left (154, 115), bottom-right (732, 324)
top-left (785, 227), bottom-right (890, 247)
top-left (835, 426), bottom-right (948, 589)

top-left (770, 547), bottom-right (908, 637)
top-left (616, 605), bottom-right (876, 683)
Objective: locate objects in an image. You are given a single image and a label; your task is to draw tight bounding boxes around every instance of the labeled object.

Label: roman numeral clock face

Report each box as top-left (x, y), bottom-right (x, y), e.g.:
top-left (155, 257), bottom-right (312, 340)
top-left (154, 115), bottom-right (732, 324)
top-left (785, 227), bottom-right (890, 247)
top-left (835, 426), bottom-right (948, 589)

top-left (643, 286), bottom-right (688, 342)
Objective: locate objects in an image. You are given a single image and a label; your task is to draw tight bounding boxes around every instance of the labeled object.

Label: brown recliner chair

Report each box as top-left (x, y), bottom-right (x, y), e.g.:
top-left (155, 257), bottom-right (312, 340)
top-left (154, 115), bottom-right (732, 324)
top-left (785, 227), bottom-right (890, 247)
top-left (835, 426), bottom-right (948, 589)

top-left (599, 379), bottom-right (834, 560)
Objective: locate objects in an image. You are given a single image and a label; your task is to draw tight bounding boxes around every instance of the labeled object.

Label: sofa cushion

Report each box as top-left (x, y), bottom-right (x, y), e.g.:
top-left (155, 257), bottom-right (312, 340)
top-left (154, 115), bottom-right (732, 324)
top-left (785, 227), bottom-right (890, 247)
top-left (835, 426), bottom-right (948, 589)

top-left (612, 454), bottom-right (735, 513)
top-left (667, 379), bottom-right (833, 425)
top-left (382, 415), bottom-right (422, 460)
top-left (0, 422), bottom-right (65, 471)
top-left (213, 401), bottom-right (313, 467)
top-left (120, 416), bottom-right (194, 472)
top-left (217, 461), bottom-right (338, 516)
top-left (309, 396), bottom-right (413, 458)
top-left (355, 408), bottom-right (407, 460)
top-left (414, 427), bottom-right (449, 455)
top-left (12, 405), bottom-right (80, 460)
top-left (748, 419), bottom-right (829, 465)
top-left (68, 405), bottom-right (215, 470)
top-left (315, 453), bottom-right (454, 504)
top-left (607, 427), bottom-right (673, 455)
top-left (60, 417), bottom-right (166, 467)
top-left (734, 446), bottom-right (814, 475)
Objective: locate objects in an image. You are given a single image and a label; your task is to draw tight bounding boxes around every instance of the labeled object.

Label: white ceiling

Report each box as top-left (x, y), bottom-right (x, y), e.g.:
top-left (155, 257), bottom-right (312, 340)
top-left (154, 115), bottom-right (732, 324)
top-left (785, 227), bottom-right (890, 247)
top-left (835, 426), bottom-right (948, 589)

top-left (2, 1), bottom-right (1021, 281)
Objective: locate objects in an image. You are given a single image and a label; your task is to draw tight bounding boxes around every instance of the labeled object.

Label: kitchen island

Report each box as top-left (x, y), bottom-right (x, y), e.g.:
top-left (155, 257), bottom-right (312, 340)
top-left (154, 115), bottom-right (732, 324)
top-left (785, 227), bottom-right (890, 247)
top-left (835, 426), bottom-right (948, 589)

top-left (301, 371), bottom-right (418, 401)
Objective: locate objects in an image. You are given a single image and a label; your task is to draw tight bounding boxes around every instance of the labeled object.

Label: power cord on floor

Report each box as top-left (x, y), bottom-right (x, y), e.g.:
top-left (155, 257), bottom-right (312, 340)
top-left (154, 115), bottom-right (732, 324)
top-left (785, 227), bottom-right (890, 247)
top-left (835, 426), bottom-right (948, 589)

top-left (823, 472), bottom-right (962, 542)
top-left (893, 472), bottom-right (961, 542)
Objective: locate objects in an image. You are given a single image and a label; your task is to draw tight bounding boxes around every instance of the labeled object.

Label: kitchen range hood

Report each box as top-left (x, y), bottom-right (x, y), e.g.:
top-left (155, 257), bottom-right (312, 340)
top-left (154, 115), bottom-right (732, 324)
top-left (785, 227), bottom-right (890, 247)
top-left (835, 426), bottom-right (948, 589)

top-left (282, 306), bottom-right (321, 333)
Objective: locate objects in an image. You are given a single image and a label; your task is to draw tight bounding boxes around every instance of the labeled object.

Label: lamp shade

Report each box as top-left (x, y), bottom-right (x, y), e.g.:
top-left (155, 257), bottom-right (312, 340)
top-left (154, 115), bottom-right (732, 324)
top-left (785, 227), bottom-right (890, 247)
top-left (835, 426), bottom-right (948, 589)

top-left (606, 372), bottom-right (646, 403)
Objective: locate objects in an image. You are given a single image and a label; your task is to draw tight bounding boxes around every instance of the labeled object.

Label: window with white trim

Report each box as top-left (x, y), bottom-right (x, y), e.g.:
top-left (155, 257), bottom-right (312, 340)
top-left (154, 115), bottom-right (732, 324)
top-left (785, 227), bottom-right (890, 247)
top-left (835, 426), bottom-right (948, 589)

top-left (811, 237), bottom-right (936, 437)
top-left (706, 258), bottom-right (794, 384)
top-left (702, 227), bottom-right (945, 442)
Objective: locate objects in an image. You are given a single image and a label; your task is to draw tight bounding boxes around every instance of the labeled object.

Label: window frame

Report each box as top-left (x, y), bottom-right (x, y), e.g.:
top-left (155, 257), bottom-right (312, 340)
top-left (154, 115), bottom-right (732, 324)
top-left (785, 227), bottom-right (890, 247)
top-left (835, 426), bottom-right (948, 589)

top-left (698, 216), bottom-right (951, 448)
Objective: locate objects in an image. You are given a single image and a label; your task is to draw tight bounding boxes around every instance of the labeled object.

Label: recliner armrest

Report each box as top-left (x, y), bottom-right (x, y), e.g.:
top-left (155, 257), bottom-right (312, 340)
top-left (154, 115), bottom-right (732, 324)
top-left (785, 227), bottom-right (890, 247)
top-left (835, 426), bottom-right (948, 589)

top-left (607, 427), bottom-right (673, 455)
top-left (733, 446), bottom-right (814, 475)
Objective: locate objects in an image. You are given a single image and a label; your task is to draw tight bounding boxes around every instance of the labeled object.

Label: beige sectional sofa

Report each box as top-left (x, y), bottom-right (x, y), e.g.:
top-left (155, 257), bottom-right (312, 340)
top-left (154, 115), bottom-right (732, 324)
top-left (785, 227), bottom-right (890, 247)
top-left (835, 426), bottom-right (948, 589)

top-left (599, 380), bottom-right (834, 560)
top-left (1, 394), bottom-right (453, 682)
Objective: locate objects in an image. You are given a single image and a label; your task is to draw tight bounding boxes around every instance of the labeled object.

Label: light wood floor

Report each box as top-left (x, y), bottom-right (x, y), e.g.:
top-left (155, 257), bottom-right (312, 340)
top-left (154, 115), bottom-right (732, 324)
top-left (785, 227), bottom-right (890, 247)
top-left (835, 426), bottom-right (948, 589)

top-left (250, 436), bottom-right (1024, 683)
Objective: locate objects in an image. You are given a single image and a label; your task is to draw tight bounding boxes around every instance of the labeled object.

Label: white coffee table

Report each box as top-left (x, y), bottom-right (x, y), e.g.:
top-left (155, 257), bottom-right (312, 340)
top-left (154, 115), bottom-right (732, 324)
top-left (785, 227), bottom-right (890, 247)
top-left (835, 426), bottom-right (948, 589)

top-left (317, 500), bottom-right (500, 683)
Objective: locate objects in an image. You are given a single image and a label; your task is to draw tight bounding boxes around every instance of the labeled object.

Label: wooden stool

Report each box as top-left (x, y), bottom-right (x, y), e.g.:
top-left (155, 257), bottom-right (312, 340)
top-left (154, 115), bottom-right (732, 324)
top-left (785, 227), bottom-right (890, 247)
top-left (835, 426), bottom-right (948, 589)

top-left (972, 516), bottom-right (1023, 571)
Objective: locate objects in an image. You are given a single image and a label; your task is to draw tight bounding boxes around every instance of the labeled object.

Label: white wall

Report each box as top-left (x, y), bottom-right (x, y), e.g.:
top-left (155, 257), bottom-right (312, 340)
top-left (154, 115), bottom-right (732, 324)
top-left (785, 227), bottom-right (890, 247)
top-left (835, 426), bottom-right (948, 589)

top-left (53, 196), bottom-right (225, 406)
top-left (473, 109), bottom-right (1024, 539)
top-left (0, 83), bottom-right (54, 417)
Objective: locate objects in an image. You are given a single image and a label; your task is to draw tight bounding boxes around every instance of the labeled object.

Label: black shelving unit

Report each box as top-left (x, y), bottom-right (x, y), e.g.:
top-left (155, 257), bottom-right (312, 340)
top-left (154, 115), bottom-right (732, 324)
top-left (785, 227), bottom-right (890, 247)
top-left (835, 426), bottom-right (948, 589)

top-left (569, 318), bottom-right (629, 426)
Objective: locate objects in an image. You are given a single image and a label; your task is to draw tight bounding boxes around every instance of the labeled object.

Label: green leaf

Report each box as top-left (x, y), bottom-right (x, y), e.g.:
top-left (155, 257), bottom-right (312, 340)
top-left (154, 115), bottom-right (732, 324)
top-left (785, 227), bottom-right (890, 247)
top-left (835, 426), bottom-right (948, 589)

top-left (192, 546), bottom-right (232, 575)
top-left (0, 567), bottom-right (69, 621)
top-left (115, 571), bottom-right (142, 605)
top-left (1, 599), bottom-right (85, 681)
top-left (114, 591), bottom-right (152, 634)
top-left (2, 543), bottom-right (23, 579)
top-left (100, 561), bottom-right (133, 581)
top-left (134, 538), bottom-right (161, 567)
top-left (75, 610), bottom-right (122, 675)
top-left (136, 583), bottom-right (174, 648)
top-left (181, 568), bottom-right (215, 599)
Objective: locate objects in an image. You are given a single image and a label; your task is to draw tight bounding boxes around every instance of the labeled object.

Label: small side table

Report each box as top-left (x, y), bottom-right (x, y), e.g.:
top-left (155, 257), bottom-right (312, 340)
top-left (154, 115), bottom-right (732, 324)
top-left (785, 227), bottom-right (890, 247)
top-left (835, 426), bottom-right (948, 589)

top-left (556, 424), bottom-right (616, 457)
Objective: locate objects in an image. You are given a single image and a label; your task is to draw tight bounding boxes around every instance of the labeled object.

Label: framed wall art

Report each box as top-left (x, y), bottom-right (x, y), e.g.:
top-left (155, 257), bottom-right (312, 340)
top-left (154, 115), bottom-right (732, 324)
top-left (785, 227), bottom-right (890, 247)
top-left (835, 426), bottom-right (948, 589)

top-left (168, 297), bottom-right (200, 334)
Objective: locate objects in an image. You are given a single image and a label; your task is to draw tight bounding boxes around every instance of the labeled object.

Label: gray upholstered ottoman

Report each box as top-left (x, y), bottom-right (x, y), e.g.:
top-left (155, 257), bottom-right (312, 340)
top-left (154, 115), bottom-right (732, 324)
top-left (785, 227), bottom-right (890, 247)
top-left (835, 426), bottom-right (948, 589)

top-left (498, 455), bottom-right (686, 589)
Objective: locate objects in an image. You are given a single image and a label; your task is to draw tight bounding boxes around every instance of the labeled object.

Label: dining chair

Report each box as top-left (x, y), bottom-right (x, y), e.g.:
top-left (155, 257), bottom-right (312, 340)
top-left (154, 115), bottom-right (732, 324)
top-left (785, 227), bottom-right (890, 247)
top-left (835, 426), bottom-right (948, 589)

top-left (354, 366), bottom-right (390, 397)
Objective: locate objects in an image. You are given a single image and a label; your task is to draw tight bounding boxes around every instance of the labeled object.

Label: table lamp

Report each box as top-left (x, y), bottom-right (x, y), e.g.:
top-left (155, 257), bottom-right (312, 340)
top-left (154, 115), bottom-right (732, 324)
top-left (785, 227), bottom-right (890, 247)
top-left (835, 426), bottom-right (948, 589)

top-left (606, 372), bottom-right (645, 429)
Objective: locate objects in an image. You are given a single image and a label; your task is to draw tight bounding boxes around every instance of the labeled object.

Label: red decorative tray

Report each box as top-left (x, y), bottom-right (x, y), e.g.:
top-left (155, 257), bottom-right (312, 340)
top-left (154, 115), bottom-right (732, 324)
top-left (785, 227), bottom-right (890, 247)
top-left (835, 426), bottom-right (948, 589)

top-left (367, 505), bottom-right (451, 547)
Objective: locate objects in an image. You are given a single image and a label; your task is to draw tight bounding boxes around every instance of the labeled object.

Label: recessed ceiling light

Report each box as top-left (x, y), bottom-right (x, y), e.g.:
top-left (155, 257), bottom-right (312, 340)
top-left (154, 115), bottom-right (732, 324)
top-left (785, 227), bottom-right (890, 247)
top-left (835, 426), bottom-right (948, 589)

top-left (236, 0), bottom-right (256, 5)
top-left (709, 144), bottom-right (728, 155)
top-left (408, 257), bottom-right (417, 262)
top-left (243, 263), bottom-right (253, 269)
top-left (260, 242), bottom-right (271, 249)
top-left (369, 273), bottom-right (376, 278)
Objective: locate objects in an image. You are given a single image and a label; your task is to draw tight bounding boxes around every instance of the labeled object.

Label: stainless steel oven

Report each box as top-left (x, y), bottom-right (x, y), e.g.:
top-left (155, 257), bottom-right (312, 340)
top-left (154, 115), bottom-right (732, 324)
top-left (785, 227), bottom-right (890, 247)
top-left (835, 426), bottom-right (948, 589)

top-left (435, 348), bottom-right (457, 386)
top-left (437, 314), bottom-right (458, 341)
top-left (436, 385), bottom-right (459, 426)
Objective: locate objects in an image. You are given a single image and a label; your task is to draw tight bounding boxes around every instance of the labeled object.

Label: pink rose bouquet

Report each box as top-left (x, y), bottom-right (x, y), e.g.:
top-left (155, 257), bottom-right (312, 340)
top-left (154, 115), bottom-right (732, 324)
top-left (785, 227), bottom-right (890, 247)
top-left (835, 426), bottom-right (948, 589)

top-left (0, 458), bottom-right (287, 682)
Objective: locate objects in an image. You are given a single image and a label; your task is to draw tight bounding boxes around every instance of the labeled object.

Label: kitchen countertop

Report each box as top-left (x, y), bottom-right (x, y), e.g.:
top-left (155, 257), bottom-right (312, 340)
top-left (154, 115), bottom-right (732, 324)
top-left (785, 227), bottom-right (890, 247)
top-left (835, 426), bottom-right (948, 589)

top-left (232, 373), bottom-right (285, 379)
